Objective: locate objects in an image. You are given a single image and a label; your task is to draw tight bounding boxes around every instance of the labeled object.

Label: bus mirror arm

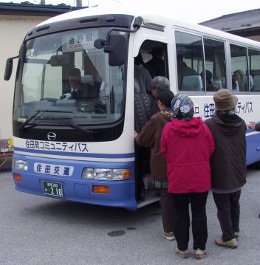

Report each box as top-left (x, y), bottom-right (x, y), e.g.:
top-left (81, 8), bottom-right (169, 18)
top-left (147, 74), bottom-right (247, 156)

top-left (4, 55), bottom-right (19, 81)
top-left (94, 17), bottom-right (143, 66)
top-left (104, 16), bottom-right (143, 47)
top-left (94, 39), bottom-right (106, 49)
top-left (94, 16), bottom-right (143, 51)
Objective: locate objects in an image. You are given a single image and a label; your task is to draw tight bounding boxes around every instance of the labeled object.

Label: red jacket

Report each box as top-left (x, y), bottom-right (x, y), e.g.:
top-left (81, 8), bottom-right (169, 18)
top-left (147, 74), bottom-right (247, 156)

top-left (161, 117), bottom-right (215, 194)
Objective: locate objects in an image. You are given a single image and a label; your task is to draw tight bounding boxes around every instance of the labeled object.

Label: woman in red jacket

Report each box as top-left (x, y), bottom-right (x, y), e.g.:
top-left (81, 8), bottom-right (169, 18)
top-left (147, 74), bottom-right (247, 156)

top-left (161, 94), bottom-right (215, 259)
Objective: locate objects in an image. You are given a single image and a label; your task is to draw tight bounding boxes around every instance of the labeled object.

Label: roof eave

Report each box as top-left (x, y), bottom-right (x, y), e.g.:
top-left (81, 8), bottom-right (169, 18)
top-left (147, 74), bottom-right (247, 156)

top-left (0, 3), bottom-right (84, 16)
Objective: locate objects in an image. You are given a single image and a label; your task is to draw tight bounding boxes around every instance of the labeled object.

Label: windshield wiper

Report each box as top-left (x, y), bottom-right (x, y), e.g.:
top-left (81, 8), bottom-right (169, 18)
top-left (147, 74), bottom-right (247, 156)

top-left (18, 110), bottom-right (73, 131)
top-left (60, 118), bottom-right (95, 138)
top-left (18, 110), bottom-right (95, 138)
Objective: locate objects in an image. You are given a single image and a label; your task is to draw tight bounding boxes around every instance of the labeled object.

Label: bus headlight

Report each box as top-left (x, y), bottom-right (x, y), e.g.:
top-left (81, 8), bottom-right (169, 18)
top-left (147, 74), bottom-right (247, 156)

top-left (112, 169), bottom-right (131, 180)
top-left (12, 159), bottom-right (28, 171)
top-left (95, 169), bottom-right (112, 180)
top-left (82, 168), bottom-right (131, 181)
top-left (83, 168), bottom-right (94, 179)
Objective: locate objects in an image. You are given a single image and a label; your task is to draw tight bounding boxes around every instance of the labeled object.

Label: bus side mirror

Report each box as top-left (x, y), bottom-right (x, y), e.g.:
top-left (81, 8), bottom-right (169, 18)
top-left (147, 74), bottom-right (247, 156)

top-left (94, 35), bottom-right (126, 66)
top-left (106, 35), bottom-right (127, 66)
top-left (4, 58), bottom-right (13, 81)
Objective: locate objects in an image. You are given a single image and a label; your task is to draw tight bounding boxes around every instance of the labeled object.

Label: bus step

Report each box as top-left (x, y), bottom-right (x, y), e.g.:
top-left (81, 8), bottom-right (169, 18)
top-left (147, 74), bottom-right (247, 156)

top-left (137, 190), bottom-right (160, 208)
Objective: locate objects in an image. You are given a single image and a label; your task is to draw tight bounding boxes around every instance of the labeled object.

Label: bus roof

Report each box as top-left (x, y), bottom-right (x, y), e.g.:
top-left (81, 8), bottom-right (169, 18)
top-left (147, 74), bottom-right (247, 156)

top-left (37, 2), bottom-right (260, 49)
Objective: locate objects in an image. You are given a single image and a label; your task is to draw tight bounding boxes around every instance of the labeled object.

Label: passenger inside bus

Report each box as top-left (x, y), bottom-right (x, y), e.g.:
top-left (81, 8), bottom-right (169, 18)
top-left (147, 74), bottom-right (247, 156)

top-left (145, 46), bottom-right (166, 78)
top-left (232, 70), bottom-right (246, 91)
top-left (134, 53), bottom-right (152, 201)
top-left (134, 53), bottom-right (151, 132)
top-left (134, 53), bottom-right (152, 95)
top-left (177, 61), bottom-right (197, 90)
top-left (200, 70), bottom-right (218, 91)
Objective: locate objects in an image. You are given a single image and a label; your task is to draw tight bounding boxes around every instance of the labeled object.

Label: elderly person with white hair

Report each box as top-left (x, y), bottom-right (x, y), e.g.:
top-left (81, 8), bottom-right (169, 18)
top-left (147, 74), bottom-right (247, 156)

top-left (150, 76), bottom-right (170, 115)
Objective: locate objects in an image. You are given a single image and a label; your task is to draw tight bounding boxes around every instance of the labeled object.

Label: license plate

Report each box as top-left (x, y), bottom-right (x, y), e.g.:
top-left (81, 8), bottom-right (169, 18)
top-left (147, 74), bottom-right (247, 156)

top-left (43, 181), bottom-right (63, 197)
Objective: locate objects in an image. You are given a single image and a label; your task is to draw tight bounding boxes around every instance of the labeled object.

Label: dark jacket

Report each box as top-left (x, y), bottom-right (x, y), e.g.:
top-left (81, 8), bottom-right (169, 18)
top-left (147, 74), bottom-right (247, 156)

top-left (205, 114), bottom-right (247, 191)
top-left (134, 93), bottom-right (151, 133)
top-left (135, 111), bottom-right (171, 181)
top-left (134, 65), bottom-right (152, 133)
top-left (150, 95), bottom-right (160, 116)
top-left (255, 123), bottom-right (260, 131)
top-left (145, 57), bottom-right (165, 78)
top-left (62, 85), bottom-right (85, 99)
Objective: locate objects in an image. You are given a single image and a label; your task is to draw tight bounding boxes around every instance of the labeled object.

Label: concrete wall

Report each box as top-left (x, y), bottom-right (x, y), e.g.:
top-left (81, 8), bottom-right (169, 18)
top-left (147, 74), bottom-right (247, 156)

top-left (0, 14), bottom-right (50, 140)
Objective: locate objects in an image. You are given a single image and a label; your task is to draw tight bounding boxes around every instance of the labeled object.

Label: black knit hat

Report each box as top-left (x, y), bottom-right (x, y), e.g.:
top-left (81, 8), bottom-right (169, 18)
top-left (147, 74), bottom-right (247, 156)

top-left (157, 90), bottom-right (174, 108)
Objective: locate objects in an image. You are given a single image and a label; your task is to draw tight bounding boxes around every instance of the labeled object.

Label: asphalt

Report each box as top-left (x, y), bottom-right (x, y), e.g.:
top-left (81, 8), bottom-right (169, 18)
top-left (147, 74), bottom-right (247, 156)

top-left (0, 166), bottom-right (259, 265)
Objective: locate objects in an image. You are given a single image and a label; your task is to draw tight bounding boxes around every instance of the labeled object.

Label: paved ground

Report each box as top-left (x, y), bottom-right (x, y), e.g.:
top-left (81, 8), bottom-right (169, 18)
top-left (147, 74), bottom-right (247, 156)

top-left (0, 166), bottom-right (259, 265)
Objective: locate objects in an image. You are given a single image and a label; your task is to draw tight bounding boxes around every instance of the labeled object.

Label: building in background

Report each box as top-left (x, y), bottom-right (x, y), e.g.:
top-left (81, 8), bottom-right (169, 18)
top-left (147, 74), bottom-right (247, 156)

top-left (200, 8), bottom-right (260, 42)
top-left (0, 2), bottom-right (84, 170)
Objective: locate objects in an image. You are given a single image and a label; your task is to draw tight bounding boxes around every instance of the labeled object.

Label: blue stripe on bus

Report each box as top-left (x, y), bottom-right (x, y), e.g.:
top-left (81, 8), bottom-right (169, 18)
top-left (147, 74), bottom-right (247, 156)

top-left (14, 147), bottom-right (134, 159)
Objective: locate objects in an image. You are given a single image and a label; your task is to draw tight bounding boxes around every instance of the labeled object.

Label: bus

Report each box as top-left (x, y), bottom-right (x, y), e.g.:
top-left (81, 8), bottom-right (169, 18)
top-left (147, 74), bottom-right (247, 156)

top-left (4, 3), bottom-right (260, 210)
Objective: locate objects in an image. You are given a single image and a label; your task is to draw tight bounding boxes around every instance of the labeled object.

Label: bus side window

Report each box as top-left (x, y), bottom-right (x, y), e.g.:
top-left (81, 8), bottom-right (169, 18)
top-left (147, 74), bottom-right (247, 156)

top-left (203, 38), bottom-right (226, 92)
top-left (249, 49), bottom-right (260, 91)
top-left (175, 31), bottom-right (202, 91)
top-left (231, 44), bottom-right (248, 92)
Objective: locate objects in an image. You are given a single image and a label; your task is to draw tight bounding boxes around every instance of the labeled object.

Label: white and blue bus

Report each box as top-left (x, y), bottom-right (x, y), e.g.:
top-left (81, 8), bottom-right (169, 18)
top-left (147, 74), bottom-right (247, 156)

top-left (4, 4), bottom-right (260, 210)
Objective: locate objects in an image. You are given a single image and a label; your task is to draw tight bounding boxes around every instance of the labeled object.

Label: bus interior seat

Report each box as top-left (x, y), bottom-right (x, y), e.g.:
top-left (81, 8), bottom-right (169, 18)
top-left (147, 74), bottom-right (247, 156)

top-left (81, 75), bottom-right (94, 86)
top-left (253, 76), bottom-right (260, 91)
top-left (81, 75), bottom-right (99, 98)
top-left (182, 75), bottom-right (203, 91)
top-left (212, 80), bottom-right (222, 89)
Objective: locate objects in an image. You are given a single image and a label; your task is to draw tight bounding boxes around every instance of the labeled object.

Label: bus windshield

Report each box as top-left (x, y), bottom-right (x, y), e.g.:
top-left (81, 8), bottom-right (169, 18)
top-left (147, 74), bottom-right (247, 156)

top-left (14, 28), bottom-right (127, 129)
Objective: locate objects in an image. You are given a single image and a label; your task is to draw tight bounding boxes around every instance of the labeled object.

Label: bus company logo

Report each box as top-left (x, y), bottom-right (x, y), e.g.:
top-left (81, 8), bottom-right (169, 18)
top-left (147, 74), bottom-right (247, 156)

top-left (47, 132), bottom-right (56, 141)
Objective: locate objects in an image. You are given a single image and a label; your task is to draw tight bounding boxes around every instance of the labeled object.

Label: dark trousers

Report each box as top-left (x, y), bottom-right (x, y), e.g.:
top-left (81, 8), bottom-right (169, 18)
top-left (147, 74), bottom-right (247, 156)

top-left (213, 190), bottom-right (241, 241)
top-left (159, 188), bottom-right (175, 233)
top-left (135, 144), bottom-right (150, 199)
top-left (172, 192), bottom-right (208, 251)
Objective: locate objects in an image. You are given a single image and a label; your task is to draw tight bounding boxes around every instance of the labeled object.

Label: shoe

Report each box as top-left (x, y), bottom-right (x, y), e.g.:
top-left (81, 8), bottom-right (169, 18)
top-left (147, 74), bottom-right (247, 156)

top-left (234, 232), bottom-right (239, 238)
top-left (195, 249), bottom-right (206, 259)
top-left (163, 232), bottom-right (175, 241)
top-left (176, 247), bottom-right (189, 258)
top-left (215, 237), bottom-right (238, 249)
